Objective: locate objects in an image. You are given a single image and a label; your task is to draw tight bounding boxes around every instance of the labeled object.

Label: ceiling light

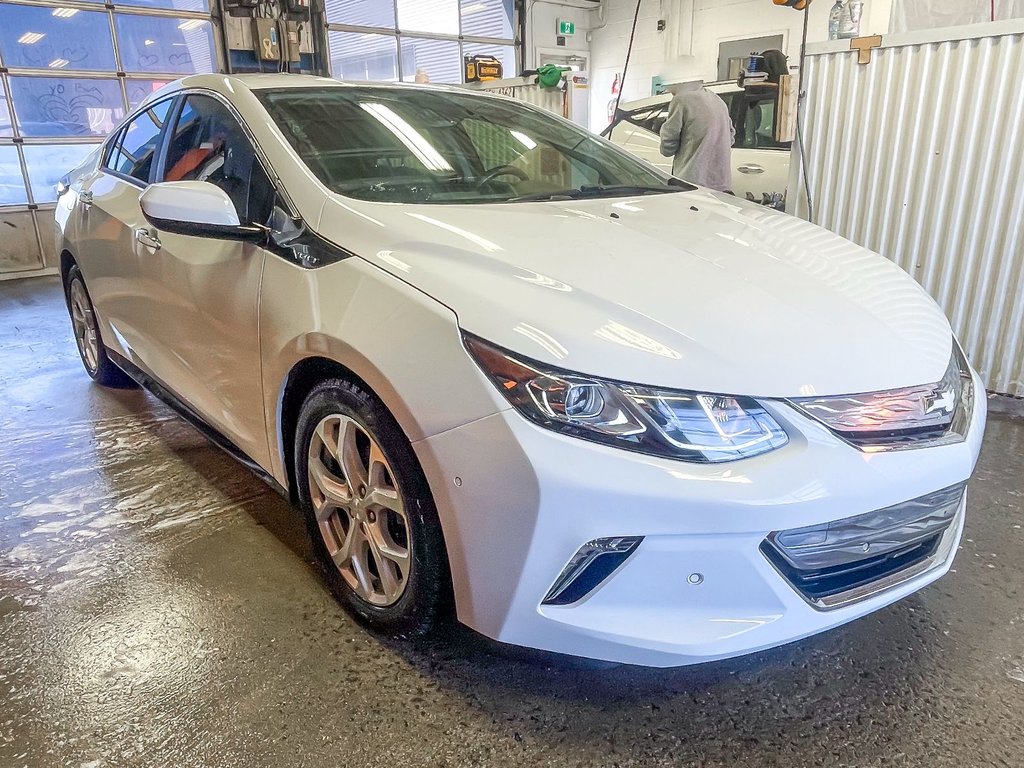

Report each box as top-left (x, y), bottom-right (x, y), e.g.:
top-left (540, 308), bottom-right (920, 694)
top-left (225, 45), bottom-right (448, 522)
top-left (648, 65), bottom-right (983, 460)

top-left (177, 19), bottom-right (205, 30)
top-left (51, 8), bottom-right (79, 17)
top-left (17, 32), bottom-right (44, 45)
top-left (49, 58), bottom-right (69, 68)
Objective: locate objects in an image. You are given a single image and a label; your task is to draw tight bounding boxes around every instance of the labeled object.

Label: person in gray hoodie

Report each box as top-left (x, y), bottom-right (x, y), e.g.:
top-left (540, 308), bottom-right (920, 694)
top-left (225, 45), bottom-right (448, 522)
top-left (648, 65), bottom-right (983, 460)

top-left (659, 83), bottom-right (735, 192)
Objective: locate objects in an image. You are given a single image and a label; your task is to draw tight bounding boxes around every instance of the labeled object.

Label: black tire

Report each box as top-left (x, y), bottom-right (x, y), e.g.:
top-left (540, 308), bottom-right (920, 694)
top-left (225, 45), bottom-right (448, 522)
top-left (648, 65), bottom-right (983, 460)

top-left (295, 378), bottom-right (450, 638)
top-left (64, 265), bottom-right (136, 389)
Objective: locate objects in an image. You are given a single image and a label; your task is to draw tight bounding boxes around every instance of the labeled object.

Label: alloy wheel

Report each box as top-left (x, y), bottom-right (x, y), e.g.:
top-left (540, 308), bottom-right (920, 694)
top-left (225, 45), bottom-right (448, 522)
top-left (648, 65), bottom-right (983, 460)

top-left (69, 279), bottom-right (99, 373)
top-left (307, 414), bottom-right (412, 607)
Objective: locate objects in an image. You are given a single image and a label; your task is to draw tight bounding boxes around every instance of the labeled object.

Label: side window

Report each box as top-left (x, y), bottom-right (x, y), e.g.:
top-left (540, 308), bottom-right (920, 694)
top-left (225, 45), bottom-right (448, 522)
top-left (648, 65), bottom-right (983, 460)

top-left (104, 99), bottom-right (172, 183)
top-left (732, 96), bottom-right (790, 151)
top-left (160, 94), bottom-right (274, 225)
top-left (103, 128), bottom-right (127, 171)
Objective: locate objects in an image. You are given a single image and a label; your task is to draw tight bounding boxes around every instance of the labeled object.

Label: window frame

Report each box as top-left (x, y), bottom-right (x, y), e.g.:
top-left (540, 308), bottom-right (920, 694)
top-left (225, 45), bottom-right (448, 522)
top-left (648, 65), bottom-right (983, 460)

top-left (101, 94), bottom-right (177, 188)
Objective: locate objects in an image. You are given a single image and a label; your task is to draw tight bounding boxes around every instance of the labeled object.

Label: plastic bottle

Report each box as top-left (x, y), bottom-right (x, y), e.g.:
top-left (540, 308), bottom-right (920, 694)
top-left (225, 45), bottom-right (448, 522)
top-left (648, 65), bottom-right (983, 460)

top-left (828, 0), bottom-right (844, 40)
top-left (841, 1), bottom-right (864, 38)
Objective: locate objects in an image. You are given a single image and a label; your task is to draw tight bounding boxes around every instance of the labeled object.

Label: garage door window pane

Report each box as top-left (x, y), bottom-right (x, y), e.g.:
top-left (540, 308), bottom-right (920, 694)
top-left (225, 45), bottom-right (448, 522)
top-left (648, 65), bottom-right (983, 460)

top-left (115, 15), bottom-right (216, 74)
top-left (0, 146), bottom-right (28, 206)
top-left (23, 143), bottom-right (98, 203)
top-left (116, 0), bottom-right (209, 12)
top-left (397, 0), bottom-right (458, 35)
top-left (1, 90), bottom-right (13, 138)
top-left (0, 5), bottom-right (115, 71)
top-left (329, 31), bottom-right (399, 81)
top-left (9, 77), bottom-right (124, 137)
top-left (462, 42), bottom-right (516, 77)
top-left (324, 0), bottom-right (395, 28)
top-left (460, 0), bottom-right (513, 38)
top-left (401, 38), bottom-right (460, 84)
top-left (126, 79), bottom-right (173, 109)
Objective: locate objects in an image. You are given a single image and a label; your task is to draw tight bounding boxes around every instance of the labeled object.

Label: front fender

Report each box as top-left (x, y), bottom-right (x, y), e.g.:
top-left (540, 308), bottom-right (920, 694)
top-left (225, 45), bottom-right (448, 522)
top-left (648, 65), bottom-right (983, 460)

top-left (259, 255), bottom-right (507, 490)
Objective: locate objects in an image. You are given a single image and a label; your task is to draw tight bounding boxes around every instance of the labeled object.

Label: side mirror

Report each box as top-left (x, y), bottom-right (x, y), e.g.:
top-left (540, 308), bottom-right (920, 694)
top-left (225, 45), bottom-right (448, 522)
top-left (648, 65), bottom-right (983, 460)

top-left (139, 181), bottom-right (265, 242)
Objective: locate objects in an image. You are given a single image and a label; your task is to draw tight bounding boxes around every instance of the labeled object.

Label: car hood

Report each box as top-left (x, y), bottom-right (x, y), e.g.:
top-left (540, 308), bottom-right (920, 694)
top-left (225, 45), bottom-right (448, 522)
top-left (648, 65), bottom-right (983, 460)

top-left (315, 190), bottom-right (953, 398)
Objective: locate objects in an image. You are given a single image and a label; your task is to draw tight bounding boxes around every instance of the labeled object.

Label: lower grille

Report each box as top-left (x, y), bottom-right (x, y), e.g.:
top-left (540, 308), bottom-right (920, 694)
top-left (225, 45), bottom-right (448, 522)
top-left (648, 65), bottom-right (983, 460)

top-left (762, 483), bottom-right (965, 610)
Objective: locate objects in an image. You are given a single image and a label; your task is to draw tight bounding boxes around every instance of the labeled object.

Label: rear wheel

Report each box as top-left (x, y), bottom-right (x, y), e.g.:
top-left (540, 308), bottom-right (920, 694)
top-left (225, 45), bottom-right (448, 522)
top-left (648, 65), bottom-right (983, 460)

top-left (65, 265), bottom-right (135, 388)
top-left (295, 378), bottom-right (449, 637)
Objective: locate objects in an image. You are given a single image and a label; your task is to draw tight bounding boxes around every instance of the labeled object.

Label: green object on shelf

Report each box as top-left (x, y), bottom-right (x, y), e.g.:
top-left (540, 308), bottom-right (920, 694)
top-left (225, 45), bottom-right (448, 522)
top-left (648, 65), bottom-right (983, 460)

top-left (536, 64), bottom-right (567, 89)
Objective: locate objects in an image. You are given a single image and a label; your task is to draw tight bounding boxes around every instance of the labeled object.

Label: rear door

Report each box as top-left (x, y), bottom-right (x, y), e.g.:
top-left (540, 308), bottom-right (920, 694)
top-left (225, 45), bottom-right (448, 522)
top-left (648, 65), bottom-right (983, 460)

top-left (136, 92), bottom-right (274, 468)
top-left (74, 97), bottom-right (175, 359)
top-left (726, 91), bottom-right (791, 203)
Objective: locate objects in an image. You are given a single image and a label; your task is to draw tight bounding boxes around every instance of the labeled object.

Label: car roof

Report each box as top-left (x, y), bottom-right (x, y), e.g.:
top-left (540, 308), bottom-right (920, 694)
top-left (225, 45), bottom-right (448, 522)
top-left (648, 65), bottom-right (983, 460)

top-left (141, 72), bottom-right (472, 107)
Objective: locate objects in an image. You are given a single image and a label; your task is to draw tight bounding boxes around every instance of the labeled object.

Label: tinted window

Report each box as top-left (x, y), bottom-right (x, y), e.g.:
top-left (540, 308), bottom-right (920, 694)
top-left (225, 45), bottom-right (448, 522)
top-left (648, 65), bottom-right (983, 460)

top-left (257, 86), bottom-right (676, 204)
top-left (625, 91), bottom-right (791, 152)
top-left (105, 98), bottom-right (172, 182)
top-left (730, 94), bottom-right (790, 151)
top-left (160, 94), bottom-right (274, 224)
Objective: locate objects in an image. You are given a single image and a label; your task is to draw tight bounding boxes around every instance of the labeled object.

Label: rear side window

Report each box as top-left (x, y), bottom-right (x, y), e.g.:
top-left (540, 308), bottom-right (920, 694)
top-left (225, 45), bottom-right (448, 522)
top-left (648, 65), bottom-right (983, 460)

top-left (105, 98), bottom-right (173, 183)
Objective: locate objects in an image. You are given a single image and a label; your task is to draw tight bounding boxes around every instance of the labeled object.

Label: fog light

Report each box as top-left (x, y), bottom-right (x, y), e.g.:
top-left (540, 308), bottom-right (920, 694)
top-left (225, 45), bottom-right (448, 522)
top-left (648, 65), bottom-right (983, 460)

top-left (542, 536), bottom-right (643, 606)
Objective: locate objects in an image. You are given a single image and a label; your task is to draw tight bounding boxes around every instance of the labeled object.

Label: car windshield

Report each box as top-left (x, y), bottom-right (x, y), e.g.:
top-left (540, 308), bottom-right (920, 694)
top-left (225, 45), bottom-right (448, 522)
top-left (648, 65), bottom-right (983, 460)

top-left (255, 86), bottom-right (692, 204)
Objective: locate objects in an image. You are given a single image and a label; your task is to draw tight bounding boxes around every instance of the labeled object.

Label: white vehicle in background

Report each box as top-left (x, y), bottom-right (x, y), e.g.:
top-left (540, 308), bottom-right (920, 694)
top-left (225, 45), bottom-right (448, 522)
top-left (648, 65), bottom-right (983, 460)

top-left (609, 82), bottom-right (791, 206)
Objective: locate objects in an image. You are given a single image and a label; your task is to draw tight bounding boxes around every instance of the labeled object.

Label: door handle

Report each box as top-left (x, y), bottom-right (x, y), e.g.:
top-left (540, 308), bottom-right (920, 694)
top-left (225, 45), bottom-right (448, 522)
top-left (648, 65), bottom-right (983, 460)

top-left (738, 165), bottom-right (765, 175)
top-left (79, 190), bottom-right (93, 208)
top-left (135, 227), bottom-right (161, 251)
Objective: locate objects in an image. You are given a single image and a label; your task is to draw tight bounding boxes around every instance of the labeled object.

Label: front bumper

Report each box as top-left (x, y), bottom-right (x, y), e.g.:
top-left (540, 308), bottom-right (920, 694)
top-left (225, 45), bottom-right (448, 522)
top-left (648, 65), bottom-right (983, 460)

top-left (413, 373), bottom-right (986, 667)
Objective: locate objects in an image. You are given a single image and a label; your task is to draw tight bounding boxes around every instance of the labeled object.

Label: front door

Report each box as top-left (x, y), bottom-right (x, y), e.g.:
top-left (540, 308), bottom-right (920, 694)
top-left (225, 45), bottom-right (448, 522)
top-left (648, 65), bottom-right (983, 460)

top-left (137, 92), bottom-right (274, 469)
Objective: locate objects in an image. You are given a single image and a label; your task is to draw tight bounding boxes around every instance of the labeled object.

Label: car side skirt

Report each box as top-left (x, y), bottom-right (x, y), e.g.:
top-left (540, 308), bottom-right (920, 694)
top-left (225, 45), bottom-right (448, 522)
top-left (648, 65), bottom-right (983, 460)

top-left (107, 350), bottom-right (289, 499)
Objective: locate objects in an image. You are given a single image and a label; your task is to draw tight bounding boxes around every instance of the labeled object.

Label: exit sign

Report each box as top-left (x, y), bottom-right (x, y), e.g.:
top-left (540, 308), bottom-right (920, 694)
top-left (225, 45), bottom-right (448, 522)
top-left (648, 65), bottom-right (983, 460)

top-left (558, 19), bottom-right (575, 35)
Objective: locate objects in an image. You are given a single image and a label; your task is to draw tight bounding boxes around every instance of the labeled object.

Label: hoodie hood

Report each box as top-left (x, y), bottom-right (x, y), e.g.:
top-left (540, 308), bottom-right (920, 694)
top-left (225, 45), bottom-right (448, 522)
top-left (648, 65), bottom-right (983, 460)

top-left (315, 189), bottom-right (953, 398)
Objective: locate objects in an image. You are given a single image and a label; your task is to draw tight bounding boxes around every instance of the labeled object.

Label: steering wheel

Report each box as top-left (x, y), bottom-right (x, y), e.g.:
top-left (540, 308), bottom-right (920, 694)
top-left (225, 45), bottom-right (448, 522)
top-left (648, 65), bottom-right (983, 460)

top-left (476, 164), bottom-right (530, 188)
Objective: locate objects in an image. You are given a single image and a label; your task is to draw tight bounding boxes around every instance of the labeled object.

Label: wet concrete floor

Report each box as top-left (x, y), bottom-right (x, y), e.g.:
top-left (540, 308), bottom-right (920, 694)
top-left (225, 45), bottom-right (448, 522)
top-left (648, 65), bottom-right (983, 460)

top-left (1, 276), bottom-right (1023, 768)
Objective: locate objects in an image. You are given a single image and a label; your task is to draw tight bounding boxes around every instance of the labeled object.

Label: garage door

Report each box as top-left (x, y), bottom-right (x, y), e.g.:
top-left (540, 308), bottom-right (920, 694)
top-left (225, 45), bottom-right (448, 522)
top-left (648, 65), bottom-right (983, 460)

top-left (325, 0), bottom-right (517, 85)
top-left (0, 0), bottom-right (221, 278)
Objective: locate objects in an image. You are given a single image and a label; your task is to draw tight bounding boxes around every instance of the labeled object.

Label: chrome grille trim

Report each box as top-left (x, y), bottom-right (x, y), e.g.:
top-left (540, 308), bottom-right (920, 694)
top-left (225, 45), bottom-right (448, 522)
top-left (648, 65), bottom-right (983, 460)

top-left (788, 345), bottom-right (974, 451)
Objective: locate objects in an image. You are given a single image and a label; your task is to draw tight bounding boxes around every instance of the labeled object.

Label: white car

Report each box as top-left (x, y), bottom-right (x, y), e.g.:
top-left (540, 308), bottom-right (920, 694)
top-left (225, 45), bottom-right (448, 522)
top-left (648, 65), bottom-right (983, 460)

top-left (55, 74), bottom-right (985, 667)
top-left (610, 83), bottom-right (791, 205)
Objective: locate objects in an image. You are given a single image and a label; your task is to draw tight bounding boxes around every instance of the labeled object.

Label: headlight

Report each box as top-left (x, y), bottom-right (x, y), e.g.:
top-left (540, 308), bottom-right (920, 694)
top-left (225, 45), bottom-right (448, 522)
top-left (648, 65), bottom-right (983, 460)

top-left (464, 334), bottom-right (788, 463)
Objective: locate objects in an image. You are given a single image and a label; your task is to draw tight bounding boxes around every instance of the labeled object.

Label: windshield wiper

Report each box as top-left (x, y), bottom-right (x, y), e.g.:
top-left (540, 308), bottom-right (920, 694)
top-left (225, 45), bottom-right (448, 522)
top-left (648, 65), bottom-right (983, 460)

top-left (508, 183), bottom-right (684, 203)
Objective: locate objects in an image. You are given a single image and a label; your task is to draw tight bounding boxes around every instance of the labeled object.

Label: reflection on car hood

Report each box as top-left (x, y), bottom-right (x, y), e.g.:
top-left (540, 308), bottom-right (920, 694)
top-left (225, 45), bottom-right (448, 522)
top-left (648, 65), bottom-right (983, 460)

top-left (315, 190), bottom-right (953, 398)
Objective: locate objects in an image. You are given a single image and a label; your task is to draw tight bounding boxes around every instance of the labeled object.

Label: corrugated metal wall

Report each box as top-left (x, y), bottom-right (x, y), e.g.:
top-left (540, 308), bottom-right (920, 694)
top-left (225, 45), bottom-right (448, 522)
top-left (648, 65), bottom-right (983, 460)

top-left (791, 20), bottom-right (1024, 397)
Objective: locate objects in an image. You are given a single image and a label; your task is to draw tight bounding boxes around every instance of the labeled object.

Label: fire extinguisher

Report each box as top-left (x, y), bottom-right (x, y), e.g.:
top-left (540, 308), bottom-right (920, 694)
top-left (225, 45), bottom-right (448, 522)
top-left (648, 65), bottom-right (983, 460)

top-left (607, 73), bottom-right (621, 124)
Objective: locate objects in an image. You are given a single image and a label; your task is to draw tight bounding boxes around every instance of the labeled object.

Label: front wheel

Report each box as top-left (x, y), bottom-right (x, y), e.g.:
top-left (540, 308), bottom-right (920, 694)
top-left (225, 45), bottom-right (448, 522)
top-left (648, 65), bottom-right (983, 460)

top-left (65, 265), bottom-right (136, 388)
top-left (295, 379), bottom-right (450, 637)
